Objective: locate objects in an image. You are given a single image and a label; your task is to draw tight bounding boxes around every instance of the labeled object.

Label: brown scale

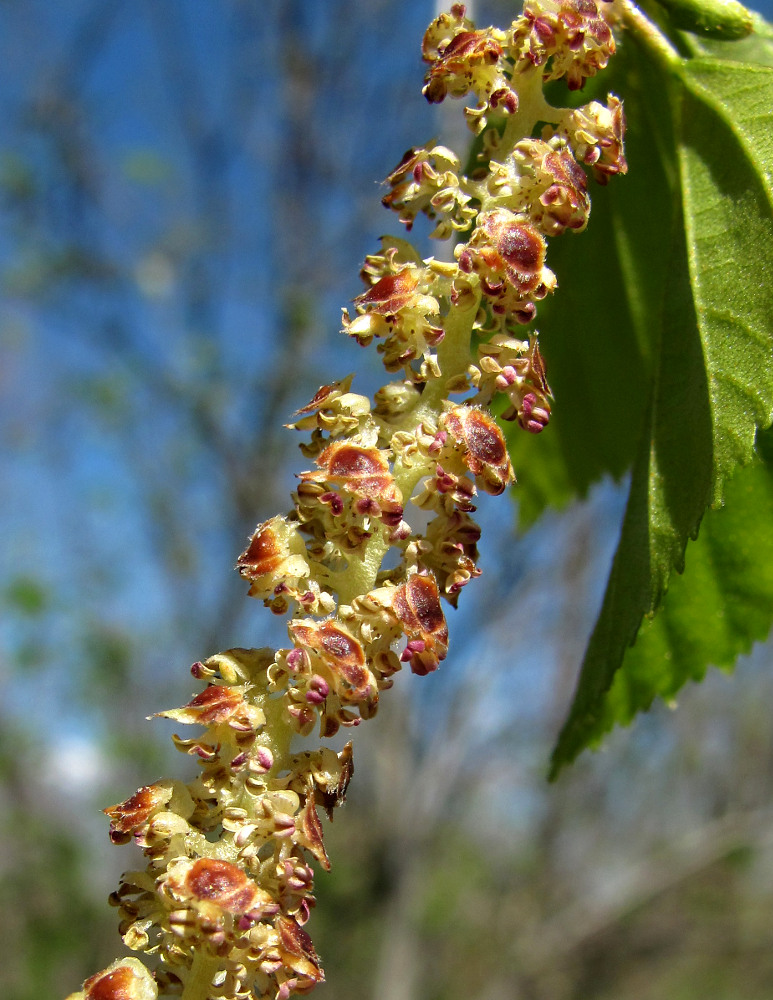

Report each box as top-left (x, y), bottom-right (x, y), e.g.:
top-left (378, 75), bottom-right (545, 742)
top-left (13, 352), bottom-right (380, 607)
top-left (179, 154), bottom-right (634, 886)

top-left (299, 442), bottom-right (403, 526)
top-left (444, 407), bottom-right (514, 495)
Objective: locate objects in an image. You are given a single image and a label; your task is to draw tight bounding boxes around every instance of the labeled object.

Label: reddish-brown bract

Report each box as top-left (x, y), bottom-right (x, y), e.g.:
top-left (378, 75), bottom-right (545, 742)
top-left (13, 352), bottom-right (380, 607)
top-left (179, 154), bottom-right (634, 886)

top-left (297, 795), bottom-right (331, 871)
top-left (300, 443), bottom-right (403, 525)
top-left (423, 30), bottom-right (503, 103)
top-left (479, 214), bottom-right (546, 296)
top-left (81, 967), bottom-right (146, 1000)
top-left (237, 523), bottom-right (285, 579)
top-left (176, 685), bottom-right (246, 725)
top-left (444, 407), bottom-right (514, 495)
top-left (290, 620), bottom-right (374, 704)
top-left (182, 858), bottom-right (261, 915)
top-left (104, 784), bottom-right (169, 836)
top-left (294, 382), bottom-right (341, 415)
top-left (276, 916), bottom-right (324, 985)
top-left (390, 574), bottom-right (449, 675)
top-left (355, 270), bottom-right (419, 314)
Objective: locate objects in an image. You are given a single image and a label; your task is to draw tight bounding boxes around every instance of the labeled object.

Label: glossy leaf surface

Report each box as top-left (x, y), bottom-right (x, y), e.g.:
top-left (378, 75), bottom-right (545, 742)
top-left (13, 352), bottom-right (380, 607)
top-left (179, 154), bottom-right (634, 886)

top-left (529, 32), bottom-right (773, 775)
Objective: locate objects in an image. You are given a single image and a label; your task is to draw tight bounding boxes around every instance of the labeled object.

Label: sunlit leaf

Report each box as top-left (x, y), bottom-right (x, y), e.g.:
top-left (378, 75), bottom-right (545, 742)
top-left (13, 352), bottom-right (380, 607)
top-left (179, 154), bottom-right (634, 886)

top-left (586, 427), bottom-right (773, 741)
top-left (550, 49), bottom-right (773, 776)
top-left (684, 10), bottom-right (773, 63)
top-left (654, 0), bottom-right (753, 40)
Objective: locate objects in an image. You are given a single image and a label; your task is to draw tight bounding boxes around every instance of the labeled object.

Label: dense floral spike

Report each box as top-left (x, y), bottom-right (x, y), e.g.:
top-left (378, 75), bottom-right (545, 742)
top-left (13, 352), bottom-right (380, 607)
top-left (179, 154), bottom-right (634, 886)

top-left (422, 5), bottom-right (518, 131)
top-left (512, 0), bottom-right (619, 90)
top-left (471, 334), bottom-right (552, 431)
top-left (381, 144), bottom-right (477, 238)
top-left (558, 95), bottom-right (627, 183)
top-left (71, 4), bottom-right (626, 1000)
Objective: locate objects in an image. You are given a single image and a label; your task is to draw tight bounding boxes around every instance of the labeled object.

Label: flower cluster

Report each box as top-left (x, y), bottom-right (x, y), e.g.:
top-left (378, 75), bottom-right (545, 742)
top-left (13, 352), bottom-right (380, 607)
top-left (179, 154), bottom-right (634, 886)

top-left (512, 0), bottom-right (620, 91)
top-left (68, 4), bottom-right (626, 1000)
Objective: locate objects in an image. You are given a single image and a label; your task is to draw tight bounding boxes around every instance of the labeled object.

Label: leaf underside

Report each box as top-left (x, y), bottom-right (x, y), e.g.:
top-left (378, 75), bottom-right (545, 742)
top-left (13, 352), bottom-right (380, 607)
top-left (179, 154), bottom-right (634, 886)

top-left (540, 45), bottom-right (773, 776)
top-left (591, 427), bottom-right (773, 737)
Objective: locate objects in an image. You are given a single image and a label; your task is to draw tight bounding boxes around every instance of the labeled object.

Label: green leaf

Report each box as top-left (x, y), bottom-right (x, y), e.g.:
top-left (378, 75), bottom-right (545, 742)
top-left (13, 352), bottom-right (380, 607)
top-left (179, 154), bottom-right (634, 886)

top-left (681, 10), bottom-right (773, 62)
top-left (653, 0), bottom-right (753, 40)
top-left (679, 59), bottom-right (773, 480)
top-left (508, 420), bottom-right (577, 527)
top-left (549, 50), bottom-right (773, 776)
top-left (4, 576), bottom-right (49, 616)
top-left (587, 427), bottom-right (773, 739)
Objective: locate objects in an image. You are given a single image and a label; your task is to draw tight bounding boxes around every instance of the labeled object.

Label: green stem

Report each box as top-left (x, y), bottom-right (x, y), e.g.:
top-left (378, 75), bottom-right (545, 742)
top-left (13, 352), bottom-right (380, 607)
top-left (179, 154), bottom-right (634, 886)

top-left (260, 692), bottom-right (297, 772)
top-left (620, 0), bottom-right (682, 69)
top-left (421, 291), bottom-right (482, 413)
top-left (331, 537), bottom-right (391, 605)
top-left (499, 66), bottom-right (555, 149)
top-left (181, 950), bottom-right (220, 1000)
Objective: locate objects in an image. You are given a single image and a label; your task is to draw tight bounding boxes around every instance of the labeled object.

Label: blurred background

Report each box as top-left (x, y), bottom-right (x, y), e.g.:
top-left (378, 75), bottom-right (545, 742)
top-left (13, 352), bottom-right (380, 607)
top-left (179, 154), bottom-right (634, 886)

top-left (2, 2), bottom-right (773, 998)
